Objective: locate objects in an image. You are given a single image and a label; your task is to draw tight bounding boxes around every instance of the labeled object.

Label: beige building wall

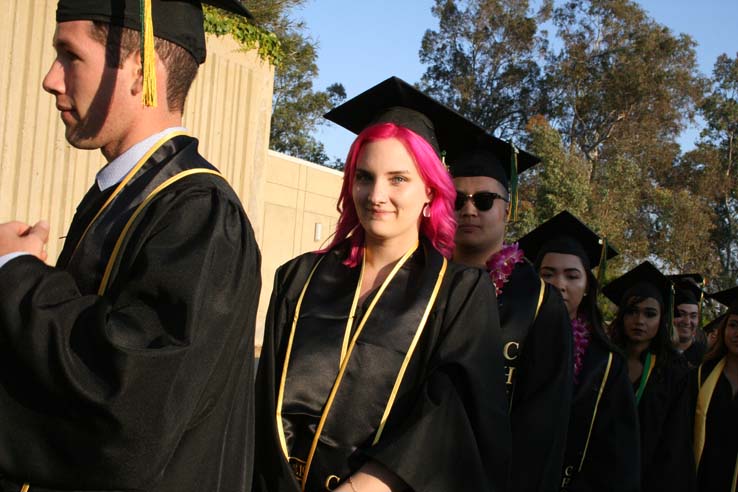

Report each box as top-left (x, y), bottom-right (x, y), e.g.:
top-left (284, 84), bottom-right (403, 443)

top-left (0, 0), bottom-right (274, 263)
top-left (257, 151), bottom-right (343, 346)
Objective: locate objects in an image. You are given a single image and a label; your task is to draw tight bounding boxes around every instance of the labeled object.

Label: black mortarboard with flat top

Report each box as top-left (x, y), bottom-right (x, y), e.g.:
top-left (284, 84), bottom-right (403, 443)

top-left (324, 76), bottom-right (484, 158)
top-left (517, 210), bottom-right (618, 274)
top-left (56, 0), bottom-right (252, 64)
top-left (446, 127), bottom-right (540, 190)
top-left (709, 286), bottom-right (738, 308)
top-left (602, 261), bottom-right (674, 308)
top-left (668, 274), bottom-right (705, 306)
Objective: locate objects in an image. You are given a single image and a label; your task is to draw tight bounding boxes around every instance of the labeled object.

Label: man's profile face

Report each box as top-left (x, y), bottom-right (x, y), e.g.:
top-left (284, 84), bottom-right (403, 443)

top-left (453, 175), bottom-right (508, 255)
top-left (42, 20), bottom-right (138, 151)
top-left (674, 303), bottom-right (699, 343)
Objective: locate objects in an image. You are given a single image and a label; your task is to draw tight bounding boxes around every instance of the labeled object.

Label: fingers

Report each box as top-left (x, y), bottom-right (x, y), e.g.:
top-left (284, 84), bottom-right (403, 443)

top-left (29, 220), bottom-right (50, 244)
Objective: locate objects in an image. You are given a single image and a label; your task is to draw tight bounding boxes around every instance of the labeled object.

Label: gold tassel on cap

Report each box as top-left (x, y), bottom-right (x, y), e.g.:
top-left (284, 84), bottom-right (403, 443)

top-left (140, 0), bottom-right (157, 107)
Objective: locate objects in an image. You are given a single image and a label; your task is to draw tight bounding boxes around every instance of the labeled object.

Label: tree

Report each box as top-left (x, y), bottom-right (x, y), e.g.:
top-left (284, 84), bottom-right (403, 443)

top-left (545, 0), bottom-right (704, 176)
top-left (418, 0), bottom-right (550, 139)
top-left (678, 53), bottom-right (738, 287)
top-left (205, 1), bottom-right (345, 166)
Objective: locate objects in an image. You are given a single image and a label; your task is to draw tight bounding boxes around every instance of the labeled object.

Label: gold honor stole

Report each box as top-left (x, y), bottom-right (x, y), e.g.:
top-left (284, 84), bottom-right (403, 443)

top-left (276, 242), bottom-right (447, 491)
top-left (694, 357), bottom-right (738, 491)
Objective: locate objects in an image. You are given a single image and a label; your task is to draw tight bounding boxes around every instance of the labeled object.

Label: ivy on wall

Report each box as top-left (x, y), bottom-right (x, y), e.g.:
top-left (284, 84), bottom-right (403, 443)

top-left (203, 6), bottom-right (283, 66)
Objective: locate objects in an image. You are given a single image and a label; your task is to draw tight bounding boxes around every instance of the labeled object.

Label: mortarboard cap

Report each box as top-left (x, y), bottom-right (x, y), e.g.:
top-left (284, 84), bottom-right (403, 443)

top-left (56, 0), bottom-right (252, 64)
top-left (602, 261), bottom-right (674, 308)
top-left (669, 274), bottom-right (705, 306)
top-left (324, 76), bottom-right (483, 158)
top-left (446, 129), bottom-right (540, 190)
top-left (709, 286), bottom-right (738, 308)
top-left (56, 0), bottom-right (252, 106)
top-left (703, 313), bottom-right (726, 334)
top-left (517, 211), bottom-right (618, 275)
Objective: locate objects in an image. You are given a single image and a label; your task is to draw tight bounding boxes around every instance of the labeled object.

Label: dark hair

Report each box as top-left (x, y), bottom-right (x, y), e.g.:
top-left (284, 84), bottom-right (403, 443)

top-left (89, 22), bottom-right (198, 113)
top-left (704, 301), bottom-right (738, 361)
top-left (611, 291), bottom-right (678, 366)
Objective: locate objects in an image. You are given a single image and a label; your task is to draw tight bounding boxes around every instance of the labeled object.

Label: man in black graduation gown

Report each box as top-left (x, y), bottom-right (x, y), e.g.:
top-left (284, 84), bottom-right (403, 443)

top-left (0, 1), bottom-right (260, 491)
top-left (670, 275), bottom-right (707, 367)
top-left (448, 131), bottom-right (573, 492)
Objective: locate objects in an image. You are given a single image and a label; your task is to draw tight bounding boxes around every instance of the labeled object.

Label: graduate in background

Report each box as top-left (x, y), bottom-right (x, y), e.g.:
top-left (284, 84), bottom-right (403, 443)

top-left (253, 77), bottom-right (511, 492)
top-left (670, 274), bottom-right (708, 367)
top-left (691, 286), bottom-right (738, 492)
top-left (517, 211), bottom-right (639, 492)
top-left (448, 130), bottom-right (573, 492)
top-left (605, 262), bottom-right (695, 492)
top-left (0, 1), bottom-right (260, 491)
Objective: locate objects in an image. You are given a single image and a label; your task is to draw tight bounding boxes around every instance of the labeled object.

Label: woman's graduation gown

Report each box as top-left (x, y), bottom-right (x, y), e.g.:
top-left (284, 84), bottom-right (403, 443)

top-left (691, 358), bottom-right (738, 492)
top-left (253, 240), bottom-right (511, 492)
top-left (561, 336), bottom-right (640, 492)
top-left (637, 354), bottom-right (695, 491)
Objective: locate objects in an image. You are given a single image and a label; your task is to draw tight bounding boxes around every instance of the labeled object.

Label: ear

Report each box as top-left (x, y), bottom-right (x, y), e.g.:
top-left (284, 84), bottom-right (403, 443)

top-left (425, 188), bottom-right (434, 203)
top-left (128, 51), bottom-right (144, 96)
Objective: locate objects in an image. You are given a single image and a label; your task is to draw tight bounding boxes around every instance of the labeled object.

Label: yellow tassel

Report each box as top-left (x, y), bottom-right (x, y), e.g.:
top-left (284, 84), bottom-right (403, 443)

top-left (141, 0), bottom-right (157, 107)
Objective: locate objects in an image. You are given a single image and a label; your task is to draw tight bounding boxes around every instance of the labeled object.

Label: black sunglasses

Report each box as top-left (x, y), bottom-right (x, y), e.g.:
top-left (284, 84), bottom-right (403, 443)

top-left (455, 191), bottom-right (509, 211)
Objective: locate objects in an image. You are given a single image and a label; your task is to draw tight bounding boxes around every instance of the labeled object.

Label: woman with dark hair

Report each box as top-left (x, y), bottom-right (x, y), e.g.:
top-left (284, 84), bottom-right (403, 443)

top-left (605, 261), bottom-right (695, 492)
top-left (517, 211), bottom-right (640, 492)
top-left (252, 77), bottom-right (511, 492)
top-left (691, 286), bottom-right (738, 492)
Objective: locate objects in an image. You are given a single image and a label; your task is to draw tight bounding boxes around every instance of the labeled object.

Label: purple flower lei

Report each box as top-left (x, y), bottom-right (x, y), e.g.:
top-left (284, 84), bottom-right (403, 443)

top-left (571, 315), bottom-right (591, 384)
top-left (485, 242), bottom-right (525, 296)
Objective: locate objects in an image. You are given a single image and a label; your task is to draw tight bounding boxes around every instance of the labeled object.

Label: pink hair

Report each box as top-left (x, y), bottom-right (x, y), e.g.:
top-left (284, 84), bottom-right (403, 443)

top-left (320, 122), bottom-right (457, 267)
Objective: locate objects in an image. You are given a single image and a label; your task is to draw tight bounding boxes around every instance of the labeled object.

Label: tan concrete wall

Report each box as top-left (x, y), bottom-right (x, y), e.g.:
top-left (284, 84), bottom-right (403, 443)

top-left (0, 0), bottom-right (274, 263)
top-left (256, 150), bottom-right (343, 346)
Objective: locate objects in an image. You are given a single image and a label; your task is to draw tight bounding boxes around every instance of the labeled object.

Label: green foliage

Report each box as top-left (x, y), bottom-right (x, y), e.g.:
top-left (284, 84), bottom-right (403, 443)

top-left (203, 6), bottom-right (283, 65)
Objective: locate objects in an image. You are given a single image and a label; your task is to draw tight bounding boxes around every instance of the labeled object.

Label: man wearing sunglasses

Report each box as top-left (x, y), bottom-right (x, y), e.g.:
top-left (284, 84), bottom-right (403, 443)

top-left (449, 131), bottom-right (573, 492)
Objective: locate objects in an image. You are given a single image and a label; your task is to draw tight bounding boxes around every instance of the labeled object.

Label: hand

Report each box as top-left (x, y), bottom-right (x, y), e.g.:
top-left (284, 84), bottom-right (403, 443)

top-left (0, 220), bottom-right (50, 262)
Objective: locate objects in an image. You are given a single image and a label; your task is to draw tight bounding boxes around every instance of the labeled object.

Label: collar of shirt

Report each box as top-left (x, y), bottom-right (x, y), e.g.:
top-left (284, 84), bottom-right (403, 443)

top-left (96, 126), bottom-right (188, 191)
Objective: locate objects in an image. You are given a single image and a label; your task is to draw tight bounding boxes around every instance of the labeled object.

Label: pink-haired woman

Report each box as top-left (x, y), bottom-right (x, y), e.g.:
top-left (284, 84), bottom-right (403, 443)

top-left (253, 78), bottom-right (510, 492)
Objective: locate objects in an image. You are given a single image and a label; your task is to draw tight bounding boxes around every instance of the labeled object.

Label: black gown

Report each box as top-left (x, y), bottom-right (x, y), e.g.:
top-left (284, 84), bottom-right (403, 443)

top-left (0, 135), bottom-right (260, 492)
top-left (253, 241), bottom-right (511, 492)
top-left (691, 358), bottom-right (738, 492)
top-left (498, 260), bottom-right (574, 492)
top-left (560, 336), bottom-right (640, 492)
top-left (637, 354), bottom-right (695, 491)
top-left (683, 342), bottom-right (707, 368)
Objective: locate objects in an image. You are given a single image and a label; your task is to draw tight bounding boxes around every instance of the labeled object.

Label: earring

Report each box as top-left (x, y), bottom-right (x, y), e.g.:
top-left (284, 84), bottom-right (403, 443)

top-left (422, 203), bottom-right (431, 218)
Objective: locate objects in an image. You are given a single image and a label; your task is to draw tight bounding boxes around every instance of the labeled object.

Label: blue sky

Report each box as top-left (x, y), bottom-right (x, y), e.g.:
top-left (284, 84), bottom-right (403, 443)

top-left (295, 0), bottom-right (738, 163)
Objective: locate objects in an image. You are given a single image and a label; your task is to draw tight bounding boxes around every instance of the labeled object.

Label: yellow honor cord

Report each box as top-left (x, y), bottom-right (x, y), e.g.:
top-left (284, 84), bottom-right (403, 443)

top-left (141, 0), bottom-right (157, 107)
top-left (694, 357), bottom-right (727, 470)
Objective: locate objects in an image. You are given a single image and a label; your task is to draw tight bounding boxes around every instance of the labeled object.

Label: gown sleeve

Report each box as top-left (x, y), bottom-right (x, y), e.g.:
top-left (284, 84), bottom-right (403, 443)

top-left (0, 179), bottom-right (260, 490)
top-left (362, 266), bottom-right (512, 492)
top-left (509, 284), bottom-right (573, 492)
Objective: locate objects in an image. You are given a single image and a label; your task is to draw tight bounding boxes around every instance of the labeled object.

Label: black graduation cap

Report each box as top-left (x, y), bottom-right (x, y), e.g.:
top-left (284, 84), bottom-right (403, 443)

top-left (709, 286), bottom-right (738, 308)
top-left (446, 128), bottom-right (540, 190)
top-left (516, 211), bottom-right (618, 274)
top-left (703, 313), bottom-right (726, 333)
top-left (602, 261), bottom-right (674, 308)
top-left (324, 76), bottom-right (483, 158)
top-left (56, 0), bottom-right (252, 64)
top-left (668, 274), bottom-right (705, 306)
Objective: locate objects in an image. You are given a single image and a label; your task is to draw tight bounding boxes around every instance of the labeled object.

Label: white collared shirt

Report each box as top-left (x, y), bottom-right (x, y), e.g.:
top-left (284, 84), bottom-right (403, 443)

top-left (0, 127), bottom-right (188, 269)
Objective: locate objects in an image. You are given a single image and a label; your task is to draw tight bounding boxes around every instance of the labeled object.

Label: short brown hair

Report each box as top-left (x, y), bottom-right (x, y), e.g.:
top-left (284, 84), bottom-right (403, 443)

top-left (90, 22), bottom-right (198, 113)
